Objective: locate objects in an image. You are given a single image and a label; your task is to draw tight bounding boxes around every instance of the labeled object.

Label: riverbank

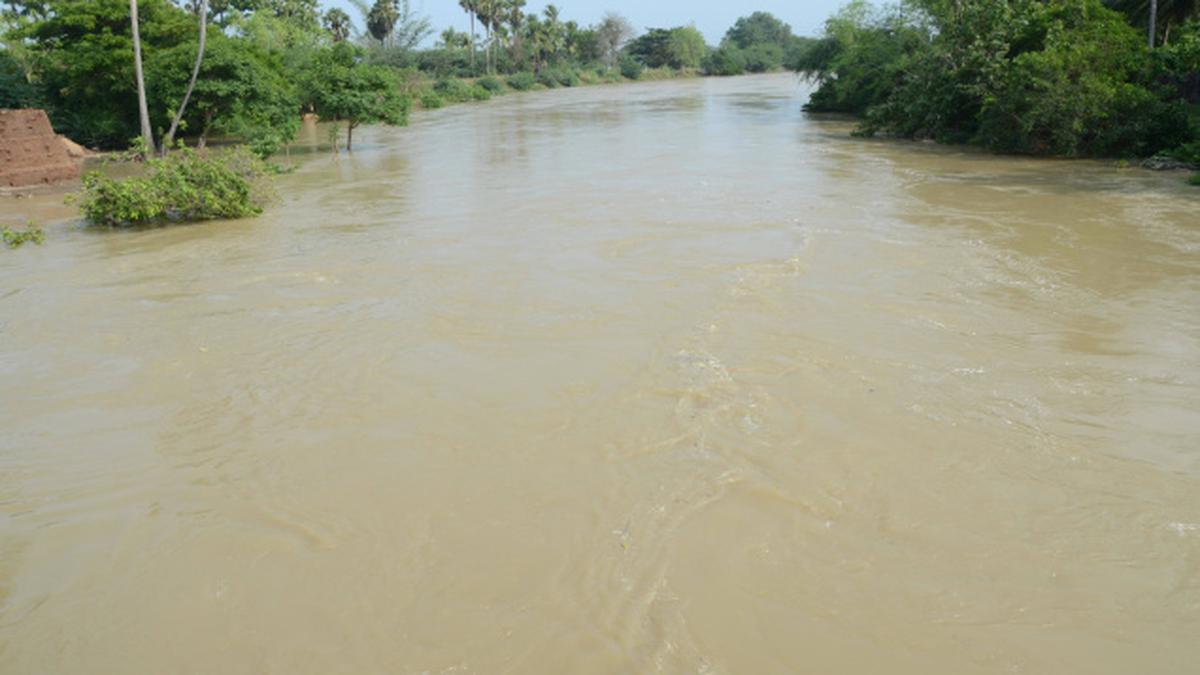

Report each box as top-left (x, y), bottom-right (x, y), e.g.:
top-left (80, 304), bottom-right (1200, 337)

top-left (403, 66), bottom-right (705, 112)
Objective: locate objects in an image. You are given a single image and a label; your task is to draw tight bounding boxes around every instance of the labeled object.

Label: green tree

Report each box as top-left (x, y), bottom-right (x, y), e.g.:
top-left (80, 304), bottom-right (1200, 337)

top-left (627, 26), bottom-right (706, 69)
top-left (0, 43), bottom-right (40, 108)
top-left (149, 34), bottom-right (298, 154)
top-left (19, 0), bottom-right (191, 148)
top-left (723, 11), bottom-right (792, 50)
top-left (323, 7), bottom-right (351, 42)
top-left (301, 42), bottom-right (408, 151)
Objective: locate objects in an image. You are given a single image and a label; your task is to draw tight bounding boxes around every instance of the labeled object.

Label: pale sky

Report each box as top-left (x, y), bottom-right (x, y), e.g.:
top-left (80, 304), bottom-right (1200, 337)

top-left (326, 0), bottom-right (849, 45)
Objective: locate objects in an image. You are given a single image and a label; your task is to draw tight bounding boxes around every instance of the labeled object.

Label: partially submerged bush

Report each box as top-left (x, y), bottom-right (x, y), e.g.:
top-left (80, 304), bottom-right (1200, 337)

top-left (75, 147), bottom-right (273, 227)
top-left (506, 72), bottom-right (538, 91)
top-left (703, 46), bottom-right (746, 76)
top-left (2, 222), bottom-right (46, 248)
top-left (420, 92), bottom-right (445, 109)
top-left (551, 68), bottom-right (581, 87)
top-left (477, 76), bottom-right (504, 93)
top-left (619, 55), bottom-right (643, 80)
top-left (1190, 173), bottom-right (1200, 186)
top-left (433, 77), bottom-right (477, 103)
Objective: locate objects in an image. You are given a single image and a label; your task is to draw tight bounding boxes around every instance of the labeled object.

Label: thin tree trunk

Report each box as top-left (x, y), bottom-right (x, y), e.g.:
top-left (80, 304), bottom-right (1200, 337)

top-left (469, 13), bottom-right (476, 67)
top-left (347, 123), bottom-right (354, 151)
top-left (131, 0), bottom-right (155, 154)
top-left (163, 0), bottom-right (208, 154)
top-left (1149, 0), bottom-right (1158, 48)
top-left (197, 109), bottom-right (213, 149)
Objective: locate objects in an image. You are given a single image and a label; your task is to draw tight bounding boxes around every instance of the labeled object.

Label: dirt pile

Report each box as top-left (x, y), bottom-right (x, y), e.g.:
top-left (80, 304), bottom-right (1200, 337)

top-left (0, 109), bottom-right (83, 188)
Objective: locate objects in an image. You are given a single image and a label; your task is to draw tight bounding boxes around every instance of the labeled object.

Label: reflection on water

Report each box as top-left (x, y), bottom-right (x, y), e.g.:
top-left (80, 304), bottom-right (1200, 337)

top-left (2, 74), bottom-right (1199, 675)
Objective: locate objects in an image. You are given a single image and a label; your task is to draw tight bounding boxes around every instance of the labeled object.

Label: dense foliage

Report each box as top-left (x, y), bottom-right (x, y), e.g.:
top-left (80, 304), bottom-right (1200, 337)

top-left (798, 0), bottom-right (1200, 161)
top-left (703, 11), bottom-right (814, 76)
top-left (75, 146), bottom-right (273, 226)
top-left (299, 41), bottom-right (408, 150)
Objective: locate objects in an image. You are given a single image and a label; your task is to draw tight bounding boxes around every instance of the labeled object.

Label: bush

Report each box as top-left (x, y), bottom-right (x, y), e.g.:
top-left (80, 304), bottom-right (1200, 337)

top-left (477, 76), bottom-right (504, 93)
top-left (433, 77), bottom-right (477, 103)
top-left (75, 147), bottom-right (272, 227)
top-left (469, 84), bottom-right (491, 101)
top-left (741, 43), bottom-right (785, 72)
top-left (1190, 173), bottom-right (1200, 186)
top-left (619, 55), bottom-right (643, 80)
top-left (506, 72), bottom-right (538, 91)
top-left (420, 92), bottom-right (445, 109)
top-left (551, 67), bottom-right (581, 87)
top-left (2, 223), bottom-right (46, 249)
top-left (703, 46), bottom-right (746, 76)
top-left (536, 70), bottom-right (559, 88)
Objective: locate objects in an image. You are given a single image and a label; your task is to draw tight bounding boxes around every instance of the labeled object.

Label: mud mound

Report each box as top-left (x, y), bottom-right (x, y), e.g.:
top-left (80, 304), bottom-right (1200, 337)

top-left (0, 109), bottom-right (82, 188)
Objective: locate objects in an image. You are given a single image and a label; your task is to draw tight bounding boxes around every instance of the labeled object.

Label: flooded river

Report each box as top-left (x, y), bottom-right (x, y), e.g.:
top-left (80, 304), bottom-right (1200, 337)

top-left (2, 74), bottom-right (1199, 674)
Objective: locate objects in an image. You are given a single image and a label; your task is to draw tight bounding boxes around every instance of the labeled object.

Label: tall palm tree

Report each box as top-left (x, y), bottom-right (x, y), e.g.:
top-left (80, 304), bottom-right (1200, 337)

top-left (323, 8), bottom-right (352, 42)
top-left (366, 0), bottom-right (399, 46)
top-left (459, 0), bottom-right (477, 67)
top-left (130, 0), bottom-right (154, 154)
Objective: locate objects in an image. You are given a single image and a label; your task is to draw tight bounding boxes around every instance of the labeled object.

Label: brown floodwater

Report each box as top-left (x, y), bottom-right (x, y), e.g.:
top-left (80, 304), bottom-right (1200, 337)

top-left (2, 73), bottom-right (1199, 674)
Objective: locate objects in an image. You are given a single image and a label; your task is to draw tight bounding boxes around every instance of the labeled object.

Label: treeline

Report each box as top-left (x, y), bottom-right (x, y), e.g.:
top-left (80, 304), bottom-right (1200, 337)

top-left (797, 0), bottom-right (1200, 167)
top-left (0, 1), bottom-right (807, 155)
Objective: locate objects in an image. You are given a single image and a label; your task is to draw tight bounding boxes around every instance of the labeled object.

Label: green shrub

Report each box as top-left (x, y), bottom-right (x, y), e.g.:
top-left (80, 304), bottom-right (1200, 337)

top-left (469, 84), bottom-right (491, 101)
top-left (506, 72), bottom-right (538, 91)
top-left (619, 55), bottom-right (643, 80)
top-left (420, 92), bottom-right (445, 109)
top-left (477, 76), bottom-right (504, 93)
top-left (741, 43), bottom-right (785, 73)
top-left (536, 70), bottom-right (559, 88)
top-left (703, 46), bottom-right (746, 76)
top-left (2, 223), bottom-right (46, 249)
top-left (75, 147), bottom-right (272, 227)
top-left (1165, 141), bottom-right (1200, 165)
top-left (433, 77), bottom-right (477, 103)
top-left (551, 68), bottom-right (581, 87)
top-left (1190, 173), bottom-right (1200, 186)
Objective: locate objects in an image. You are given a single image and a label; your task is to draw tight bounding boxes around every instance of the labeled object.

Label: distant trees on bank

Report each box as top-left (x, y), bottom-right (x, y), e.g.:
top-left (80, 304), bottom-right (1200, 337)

top-left (0, 1), bottom-right (808, 154)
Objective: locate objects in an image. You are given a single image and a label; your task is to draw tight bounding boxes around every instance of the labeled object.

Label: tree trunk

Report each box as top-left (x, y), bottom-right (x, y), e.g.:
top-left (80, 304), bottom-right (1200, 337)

top-left (130, 0), bottom-right (155, 155)
top-left (347, 123), bottom-right (354, 151)
top-left (198, 109), bottom-right (213, 149)
top-left (1149, 0), bottom-right (1158, 48)
top-left (162, 0), bottom-right (208, 154)
top-left (470, 13), bottom-right (476, 68)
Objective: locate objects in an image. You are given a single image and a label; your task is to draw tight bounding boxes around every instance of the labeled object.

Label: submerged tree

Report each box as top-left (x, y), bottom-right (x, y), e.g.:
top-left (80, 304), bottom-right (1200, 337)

top-left (301, 42), bottom-right (408, 151)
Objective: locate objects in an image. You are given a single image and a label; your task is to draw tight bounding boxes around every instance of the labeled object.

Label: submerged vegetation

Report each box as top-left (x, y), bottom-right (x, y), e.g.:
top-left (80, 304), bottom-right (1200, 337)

top-left (797, 0), bottom-right (1200, 179)
top-left (75, 145), bottom-right (273, 226)
top-left (2, 222), bottom-right (46, 248)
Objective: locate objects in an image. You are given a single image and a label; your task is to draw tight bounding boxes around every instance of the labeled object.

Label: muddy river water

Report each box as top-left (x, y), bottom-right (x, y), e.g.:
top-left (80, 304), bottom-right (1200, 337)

top-left (2, 74), bottom-right (1199, 673)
